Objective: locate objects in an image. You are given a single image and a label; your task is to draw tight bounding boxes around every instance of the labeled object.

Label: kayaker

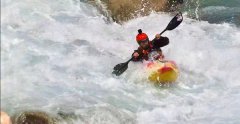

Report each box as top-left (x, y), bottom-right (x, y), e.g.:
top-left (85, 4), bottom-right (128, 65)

top-left (132, 29), bottom-right (169, 61)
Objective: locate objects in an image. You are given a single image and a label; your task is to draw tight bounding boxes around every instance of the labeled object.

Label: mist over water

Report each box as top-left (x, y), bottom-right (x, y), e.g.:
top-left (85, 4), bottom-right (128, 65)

top-left (1, 0), bottom-right (240, 123)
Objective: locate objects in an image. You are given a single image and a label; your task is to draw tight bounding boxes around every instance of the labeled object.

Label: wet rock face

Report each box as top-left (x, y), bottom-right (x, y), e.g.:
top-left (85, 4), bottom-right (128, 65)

top-left (107, 0), bottom-right (167, 22)
top-left (12, 111), bottom-right (56, 124)
top-left (89, 0), bottom-right (183, 23)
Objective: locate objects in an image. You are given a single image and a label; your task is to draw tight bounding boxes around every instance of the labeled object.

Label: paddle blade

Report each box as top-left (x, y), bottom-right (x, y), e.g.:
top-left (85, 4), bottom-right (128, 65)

top-left (166, 12), bottom-right (183, 31)
top-left (112, 57), bottom-right (133, 76)
top-left (112, 62), bottom-right (129, 76)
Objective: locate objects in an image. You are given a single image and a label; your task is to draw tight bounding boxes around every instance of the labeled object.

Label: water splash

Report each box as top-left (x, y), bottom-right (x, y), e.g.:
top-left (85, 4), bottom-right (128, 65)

top-left (1, 0), bottom-right (240, 123)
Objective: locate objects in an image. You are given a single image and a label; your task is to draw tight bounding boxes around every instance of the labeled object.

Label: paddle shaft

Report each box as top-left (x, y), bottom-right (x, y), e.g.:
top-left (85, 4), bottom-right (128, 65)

top-left (160, 29), bottom-right (167, 35)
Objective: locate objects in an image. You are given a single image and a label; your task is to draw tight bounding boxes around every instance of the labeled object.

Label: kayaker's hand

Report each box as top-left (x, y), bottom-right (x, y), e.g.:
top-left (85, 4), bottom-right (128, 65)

top-left (159, 54), bottom-right (164, 60)
top-left (153, 54), bottom-right (164, 60)
top-left (155, 50), bottom-right (164, 60)
top-left (133, 52), bottom-right (139, 58)
top-left (155, 34), bottom-right (161, 39)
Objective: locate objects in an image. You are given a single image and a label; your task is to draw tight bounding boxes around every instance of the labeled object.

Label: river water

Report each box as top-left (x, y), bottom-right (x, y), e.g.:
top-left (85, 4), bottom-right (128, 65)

top-left (1, 0), bottom-right (240, 123)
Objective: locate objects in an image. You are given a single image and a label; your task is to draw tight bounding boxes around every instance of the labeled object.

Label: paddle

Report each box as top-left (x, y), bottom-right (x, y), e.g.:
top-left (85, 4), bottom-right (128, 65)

top-left (160, 12), bottom-right (183, 35)
top-left (112, 57), bottom-right (133, 76)
top-left (112, 12), bottom-right (183, 76)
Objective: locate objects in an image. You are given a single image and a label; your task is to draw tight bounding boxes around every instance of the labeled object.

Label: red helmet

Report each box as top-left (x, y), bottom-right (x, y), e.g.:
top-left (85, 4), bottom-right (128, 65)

top-left (136, 29), bottom-right (149, 44)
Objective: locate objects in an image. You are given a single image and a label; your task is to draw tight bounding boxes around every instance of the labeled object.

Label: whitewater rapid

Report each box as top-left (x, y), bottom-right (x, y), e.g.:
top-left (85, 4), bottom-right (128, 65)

top-left (1, 0), bottom-right (240, 123)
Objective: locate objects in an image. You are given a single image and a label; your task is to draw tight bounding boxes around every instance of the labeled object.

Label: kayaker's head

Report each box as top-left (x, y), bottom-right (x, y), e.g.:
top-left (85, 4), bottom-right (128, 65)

top-left (136, 29), bottom-right (150, 50)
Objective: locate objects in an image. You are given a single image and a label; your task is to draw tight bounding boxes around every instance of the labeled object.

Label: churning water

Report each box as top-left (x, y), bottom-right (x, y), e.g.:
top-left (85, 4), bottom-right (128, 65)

top-left (1, 0), bottom-right (240, 123)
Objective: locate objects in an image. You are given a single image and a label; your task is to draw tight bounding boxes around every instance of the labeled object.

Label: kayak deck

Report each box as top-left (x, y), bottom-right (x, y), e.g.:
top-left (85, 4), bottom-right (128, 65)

top-left (146, 60), bottom-right (179, 83)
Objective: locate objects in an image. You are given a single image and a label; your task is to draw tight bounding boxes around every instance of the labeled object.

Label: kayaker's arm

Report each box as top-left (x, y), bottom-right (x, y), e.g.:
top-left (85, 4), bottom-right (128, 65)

top-left (152, 36), bottom-right (169, 49)
top-left (132, 49), bottom-right (143, 61)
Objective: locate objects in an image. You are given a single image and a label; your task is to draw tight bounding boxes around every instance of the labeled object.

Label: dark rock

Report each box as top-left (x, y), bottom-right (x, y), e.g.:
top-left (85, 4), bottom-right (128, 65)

top-left (12, 111), bottom-right (56, 124)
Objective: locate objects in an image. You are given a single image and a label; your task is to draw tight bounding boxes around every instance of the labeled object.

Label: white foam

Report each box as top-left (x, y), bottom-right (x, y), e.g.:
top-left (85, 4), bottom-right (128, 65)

top-left (1, 0), bottom-right (240, 123)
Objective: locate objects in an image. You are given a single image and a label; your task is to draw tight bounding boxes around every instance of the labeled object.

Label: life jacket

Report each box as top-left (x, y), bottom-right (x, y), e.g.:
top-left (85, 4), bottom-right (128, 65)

top-left (141, 42), bottom-right (153, 60)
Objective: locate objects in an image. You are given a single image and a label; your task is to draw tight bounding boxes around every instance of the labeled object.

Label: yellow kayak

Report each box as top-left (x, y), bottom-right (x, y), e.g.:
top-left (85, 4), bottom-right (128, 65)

top-left (146, 60), bottom-right (179, 83)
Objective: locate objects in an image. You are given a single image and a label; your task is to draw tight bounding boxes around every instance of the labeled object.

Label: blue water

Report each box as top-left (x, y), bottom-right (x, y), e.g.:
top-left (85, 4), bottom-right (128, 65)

top-left (1, 0), bottom-right (240, 123)
top-left (183, 0), bottom-right (240, 26)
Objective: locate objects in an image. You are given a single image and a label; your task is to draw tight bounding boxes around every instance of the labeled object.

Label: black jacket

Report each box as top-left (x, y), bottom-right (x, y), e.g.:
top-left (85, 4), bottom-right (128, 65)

top-left (133, 36), bottom-right (169, 61)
